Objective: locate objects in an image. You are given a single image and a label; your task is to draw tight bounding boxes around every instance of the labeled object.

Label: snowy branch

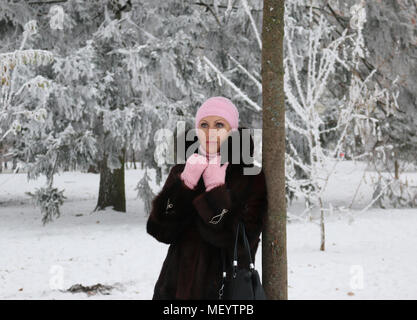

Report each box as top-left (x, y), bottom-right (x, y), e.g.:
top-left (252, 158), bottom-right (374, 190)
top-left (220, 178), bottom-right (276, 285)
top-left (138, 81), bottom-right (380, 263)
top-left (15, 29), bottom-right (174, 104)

top-left (202, 55), bottom-right (261, 112)
top-left (240, 0), bottom-right (262, 50)
top-left (227, 53), bottom-right (262, 92)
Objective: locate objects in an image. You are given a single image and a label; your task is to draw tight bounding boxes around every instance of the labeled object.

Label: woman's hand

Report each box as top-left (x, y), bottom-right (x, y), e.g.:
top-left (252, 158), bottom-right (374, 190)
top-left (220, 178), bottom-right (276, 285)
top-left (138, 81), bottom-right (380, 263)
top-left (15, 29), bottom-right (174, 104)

top-left (180, 153), bottom-right (209, 190)
top-left (202, 154), bottom-right (229, 192)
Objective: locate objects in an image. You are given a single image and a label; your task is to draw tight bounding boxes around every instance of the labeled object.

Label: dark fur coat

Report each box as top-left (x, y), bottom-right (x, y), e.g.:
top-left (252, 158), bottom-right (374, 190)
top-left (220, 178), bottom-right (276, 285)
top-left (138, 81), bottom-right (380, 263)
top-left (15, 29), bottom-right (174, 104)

top-left (146, 127), bottom-right (268, 300)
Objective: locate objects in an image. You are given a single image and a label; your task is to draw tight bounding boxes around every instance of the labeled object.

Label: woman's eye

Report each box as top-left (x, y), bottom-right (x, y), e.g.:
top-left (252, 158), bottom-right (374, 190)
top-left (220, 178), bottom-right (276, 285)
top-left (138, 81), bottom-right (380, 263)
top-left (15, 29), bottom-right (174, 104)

top-left (216, 122), bottom-right (224, 128)
top-left (200, 123), bottom-right (208, 128)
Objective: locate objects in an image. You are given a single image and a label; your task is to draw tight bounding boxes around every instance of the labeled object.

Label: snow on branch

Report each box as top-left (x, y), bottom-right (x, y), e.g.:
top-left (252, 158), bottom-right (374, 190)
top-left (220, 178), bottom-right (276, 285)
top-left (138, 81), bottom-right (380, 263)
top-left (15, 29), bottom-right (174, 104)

top-left (0, 49), bottom-right (54, 86)
top-left (202, 55), bottom-right (261, 112)
top-left (240, 0), bottom-right (262, 50)
top-left (227, 53), bottom-right (262, 92)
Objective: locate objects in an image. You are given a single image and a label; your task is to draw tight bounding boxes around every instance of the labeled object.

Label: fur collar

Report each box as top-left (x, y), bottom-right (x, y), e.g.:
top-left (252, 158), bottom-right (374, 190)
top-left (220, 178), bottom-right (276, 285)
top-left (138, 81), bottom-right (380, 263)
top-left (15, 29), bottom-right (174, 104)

top-left (175, 126), bottom-right (255, 175)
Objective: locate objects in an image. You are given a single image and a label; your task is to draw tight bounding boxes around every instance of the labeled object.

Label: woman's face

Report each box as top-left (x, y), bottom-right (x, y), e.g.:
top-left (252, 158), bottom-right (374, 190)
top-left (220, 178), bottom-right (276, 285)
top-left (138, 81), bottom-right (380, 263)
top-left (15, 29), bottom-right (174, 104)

top-left (197, 115), bottom-right (232, 154)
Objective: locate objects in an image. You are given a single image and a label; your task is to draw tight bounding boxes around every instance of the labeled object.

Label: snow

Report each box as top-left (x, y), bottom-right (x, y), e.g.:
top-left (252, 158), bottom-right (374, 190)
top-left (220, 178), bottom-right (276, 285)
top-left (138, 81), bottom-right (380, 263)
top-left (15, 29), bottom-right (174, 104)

top-left (0, 160), bottom-right (416, 299)
top-left (287, 209), bottom-right (417, 299)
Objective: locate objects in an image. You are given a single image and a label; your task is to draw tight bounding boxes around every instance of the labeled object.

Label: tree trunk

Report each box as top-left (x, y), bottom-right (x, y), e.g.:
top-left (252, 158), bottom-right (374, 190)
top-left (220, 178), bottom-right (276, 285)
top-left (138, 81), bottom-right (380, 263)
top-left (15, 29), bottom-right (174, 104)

top-left (132, 146), bottom-right (137, 170)
top-left (394, 158), bottom-right (399, 180)
top-left (95, 149), bottom-right (126, 212)
top-left (319, 197), bottom-right (325, 251)
top-left (261, 0), bottom-right (288, 300)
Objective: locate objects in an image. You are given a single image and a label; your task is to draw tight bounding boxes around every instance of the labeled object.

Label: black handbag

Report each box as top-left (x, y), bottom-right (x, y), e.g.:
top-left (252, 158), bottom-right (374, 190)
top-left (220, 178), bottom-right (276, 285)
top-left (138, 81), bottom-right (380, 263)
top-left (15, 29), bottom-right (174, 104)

top-left (218, 220), bottom-right (267, 300)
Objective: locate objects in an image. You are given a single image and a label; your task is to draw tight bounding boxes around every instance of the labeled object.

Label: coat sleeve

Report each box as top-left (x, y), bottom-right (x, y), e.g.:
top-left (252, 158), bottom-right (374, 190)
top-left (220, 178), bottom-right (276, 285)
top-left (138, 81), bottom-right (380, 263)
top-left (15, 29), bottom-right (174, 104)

top-left (146, 164), bottom-right (199, 244)
top-left (192, 169), bottom-right (268, 259)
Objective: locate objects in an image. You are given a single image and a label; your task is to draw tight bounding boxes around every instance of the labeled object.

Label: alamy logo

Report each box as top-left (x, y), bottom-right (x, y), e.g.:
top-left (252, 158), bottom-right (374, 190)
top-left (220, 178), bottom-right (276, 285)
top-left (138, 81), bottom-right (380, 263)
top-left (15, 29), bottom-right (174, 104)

top-left (153, 121), bottom-right (262, 175)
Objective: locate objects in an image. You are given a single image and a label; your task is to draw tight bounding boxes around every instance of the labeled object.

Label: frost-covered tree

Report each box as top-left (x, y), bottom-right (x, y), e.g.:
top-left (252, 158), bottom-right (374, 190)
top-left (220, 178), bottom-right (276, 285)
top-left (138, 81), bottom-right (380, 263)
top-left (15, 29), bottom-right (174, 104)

top-left (135, 167), bottom-right (155, 215)
top-left (0, 20), bottom-right (54, 143)
top-left (284, 1), bottom-right (399, 250)
top-left (0, 1), bottom-right (106, 224)
top-left (312, 0), bottom-right (417, 209)
top-left (0, 18), bottom-right (60, 225)
top-left (325, 0), bottom-right (417, 166)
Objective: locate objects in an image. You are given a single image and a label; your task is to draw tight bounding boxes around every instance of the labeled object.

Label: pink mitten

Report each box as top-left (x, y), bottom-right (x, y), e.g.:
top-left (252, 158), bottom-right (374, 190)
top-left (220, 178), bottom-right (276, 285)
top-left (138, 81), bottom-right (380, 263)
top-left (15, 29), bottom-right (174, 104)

top-left (180, 153), bottom-right (208, 190)
top-left (202, 154), bottom-right (229, 192)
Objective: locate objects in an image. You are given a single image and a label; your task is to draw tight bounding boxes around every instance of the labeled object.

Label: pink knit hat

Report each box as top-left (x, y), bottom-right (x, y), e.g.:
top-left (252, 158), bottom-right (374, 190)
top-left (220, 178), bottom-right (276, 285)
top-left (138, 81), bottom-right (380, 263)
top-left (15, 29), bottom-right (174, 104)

top-left (195, 96), bottom-right (239, 130)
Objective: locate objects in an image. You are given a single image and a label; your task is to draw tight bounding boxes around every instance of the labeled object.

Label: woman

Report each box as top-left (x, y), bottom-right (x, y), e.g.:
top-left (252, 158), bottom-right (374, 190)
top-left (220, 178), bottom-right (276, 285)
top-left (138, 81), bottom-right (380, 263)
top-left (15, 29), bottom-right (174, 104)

top-left (146, 96), bottom-right (268, 300)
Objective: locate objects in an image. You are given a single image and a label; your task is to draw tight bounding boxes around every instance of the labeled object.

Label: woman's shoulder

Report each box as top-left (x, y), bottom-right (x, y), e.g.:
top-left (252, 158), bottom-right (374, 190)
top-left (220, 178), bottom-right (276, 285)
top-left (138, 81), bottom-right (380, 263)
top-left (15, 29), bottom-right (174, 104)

top-left (169, 163), bottom-right (185, 174)
top-left (165, 163), bottom-right (186, 180)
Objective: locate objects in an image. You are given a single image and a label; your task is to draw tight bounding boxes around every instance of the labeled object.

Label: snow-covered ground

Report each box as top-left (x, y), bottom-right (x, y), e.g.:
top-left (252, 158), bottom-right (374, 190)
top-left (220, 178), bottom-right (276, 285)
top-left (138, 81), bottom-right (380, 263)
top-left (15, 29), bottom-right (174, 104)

top-left (0, 160), bottom-right (416, 299)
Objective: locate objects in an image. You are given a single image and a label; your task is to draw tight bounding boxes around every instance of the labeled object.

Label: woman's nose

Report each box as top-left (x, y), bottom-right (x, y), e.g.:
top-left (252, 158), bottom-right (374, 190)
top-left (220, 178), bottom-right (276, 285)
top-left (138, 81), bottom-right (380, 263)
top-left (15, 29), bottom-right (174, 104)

top-left (208, 130), bottom-right (218, 141)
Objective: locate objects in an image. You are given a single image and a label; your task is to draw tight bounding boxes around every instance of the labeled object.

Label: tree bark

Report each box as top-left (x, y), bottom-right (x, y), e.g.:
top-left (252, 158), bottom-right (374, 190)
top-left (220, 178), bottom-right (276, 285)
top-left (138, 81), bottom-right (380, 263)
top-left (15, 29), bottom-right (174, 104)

top-left (394, 158), bottom-right (399, 180)
top-left (261, 0), bottom-right (288, 300)
top-left (132, 149), bottom-right (137, 170)
top-left (95, 149), bottom-right (126, 212)
top-left (319, 197), bottom-right (325, 251)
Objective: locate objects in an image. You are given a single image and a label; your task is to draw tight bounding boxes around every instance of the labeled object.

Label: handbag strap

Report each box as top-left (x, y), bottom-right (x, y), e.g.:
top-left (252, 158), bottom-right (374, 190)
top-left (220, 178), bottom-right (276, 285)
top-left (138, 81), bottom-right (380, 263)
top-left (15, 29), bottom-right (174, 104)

top-left (219, 220), bottom-right (255, 300)
top-left (232, 221), bottom-right (254, 273)
top-left (219, 248), bottom-right (227, 300)
top-left (219, 175), bottom-right (254, 300)
top-left (220, 217), bottom-right (255, 277)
